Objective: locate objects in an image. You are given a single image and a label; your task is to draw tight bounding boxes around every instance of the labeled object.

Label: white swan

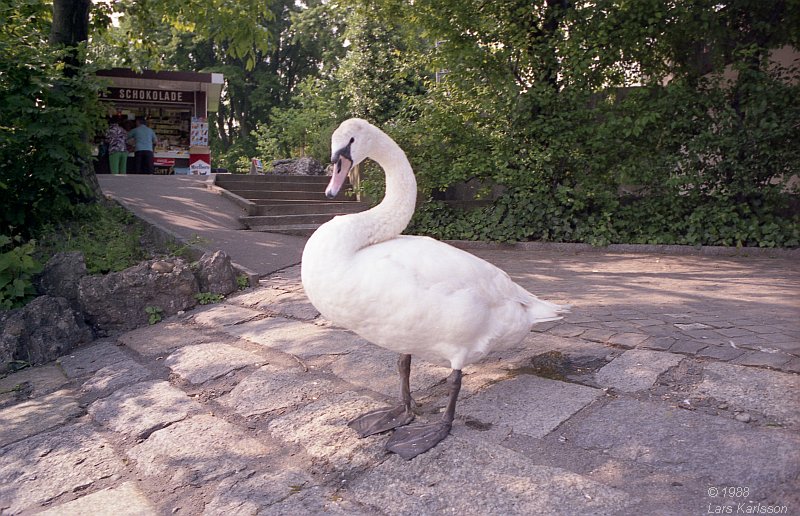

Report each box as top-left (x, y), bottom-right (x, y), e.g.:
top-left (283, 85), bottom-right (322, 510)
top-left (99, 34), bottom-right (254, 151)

top-left (301, 118), bottom-right (569, 459)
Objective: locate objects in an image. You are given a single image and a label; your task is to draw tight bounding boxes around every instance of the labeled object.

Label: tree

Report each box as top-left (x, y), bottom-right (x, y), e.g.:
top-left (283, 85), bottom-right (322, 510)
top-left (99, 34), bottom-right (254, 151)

top-left (93, 0), bottom-right (348, 171)
top-left (49, 0), bottom-right (90, 71)
top-left (367, 0), bottom-right (799, 247)
top-left (1, 0), bottom-right (103, 235)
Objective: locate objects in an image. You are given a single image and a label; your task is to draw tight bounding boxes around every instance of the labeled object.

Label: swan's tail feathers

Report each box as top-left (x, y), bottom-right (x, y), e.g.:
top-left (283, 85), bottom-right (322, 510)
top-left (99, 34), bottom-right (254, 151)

top-left (527, 298), bottom-right (571, 325)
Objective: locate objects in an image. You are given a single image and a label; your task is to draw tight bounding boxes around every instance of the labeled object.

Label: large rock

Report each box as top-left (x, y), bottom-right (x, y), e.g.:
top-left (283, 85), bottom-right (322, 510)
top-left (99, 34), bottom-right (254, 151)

top-left (270, 157), bottom-right (324, 176)
top-left (0, 296), bottom-right (92, 373)
top-left (195, 250), bottom-right (238, 295)
top-left (36, 251), bottom-right (87, 309)
top-left (78, 258), bottom-right (199, 334)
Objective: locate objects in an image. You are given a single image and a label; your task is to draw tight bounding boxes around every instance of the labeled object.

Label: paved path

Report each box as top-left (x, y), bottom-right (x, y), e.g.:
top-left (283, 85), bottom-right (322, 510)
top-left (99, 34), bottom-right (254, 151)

top-left (1, 175), bottom-right (798, 514)
top-left (98, 175), bottom-right (306, 275)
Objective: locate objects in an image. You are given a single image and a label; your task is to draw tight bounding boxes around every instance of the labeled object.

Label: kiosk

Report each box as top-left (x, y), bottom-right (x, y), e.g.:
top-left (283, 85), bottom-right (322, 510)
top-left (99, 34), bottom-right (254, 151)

top-left (96, 68), bottom-right (224, 174)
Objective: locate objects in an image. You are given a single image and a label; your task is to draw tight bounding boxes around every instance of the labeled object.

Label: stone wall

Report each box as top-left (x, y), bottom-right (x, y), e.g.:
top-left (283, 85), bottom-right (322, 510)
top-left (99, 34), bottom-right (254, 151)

top-left (0, 250), bottom-right (240, 374)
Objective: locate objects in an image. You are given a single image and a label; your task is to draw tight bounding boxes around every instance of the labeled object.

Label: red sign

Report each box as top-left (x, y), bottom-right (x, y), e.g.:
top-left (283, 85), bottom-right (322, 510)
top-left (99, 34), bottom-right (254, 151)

top-left (154, 158), bottom-right (175, 167)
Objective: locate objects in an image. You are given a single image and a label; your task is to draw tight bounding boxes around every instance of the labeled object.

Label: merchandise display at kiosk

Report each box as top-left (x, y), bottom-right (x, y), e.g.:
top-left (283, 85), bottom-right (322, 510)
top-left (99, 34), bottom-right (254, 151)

top-left (95, 69), bottom-right (223, 175)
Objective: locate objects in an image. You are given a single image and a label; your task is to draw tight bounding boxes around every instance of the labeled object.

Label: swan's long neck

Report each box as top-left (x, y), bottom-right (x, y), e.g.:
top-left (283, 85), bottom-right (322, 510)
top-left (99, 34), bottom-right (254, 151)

top-left (359, 137), bottom-right (417, 245)
top-left (315, 133), bottom-right (417, 256)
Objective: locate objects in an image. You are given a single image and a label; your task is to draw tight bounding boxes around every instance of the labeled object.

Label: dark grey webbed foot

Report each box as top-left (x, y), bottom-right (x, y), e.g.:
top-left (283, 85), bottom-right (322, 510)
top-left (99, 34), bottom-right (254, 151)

top-left (348, 405), bottom-right (415, 438)
top-left (384, 368), bottom-right (463, 460)
top-left (385, 421), bottom-right (452, 460)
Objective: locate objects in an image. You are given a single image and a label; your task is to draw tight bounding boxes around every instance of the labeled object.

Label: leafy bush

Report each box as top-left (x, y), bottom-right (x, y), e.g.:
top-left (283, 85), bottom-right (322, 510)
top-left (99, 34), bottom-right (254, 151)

top-left (253, 77), bottom-right (344, 164)
top-left (0, 6), bottom-right (105, 239)
top-left (145, 305), bottom-right (163, 325)
top-left (195, 292), bottom-right (224, 305)
top-left (401, 62), bottom-right (799, 248)
top-left (0, 235), bottom-right (43, 310)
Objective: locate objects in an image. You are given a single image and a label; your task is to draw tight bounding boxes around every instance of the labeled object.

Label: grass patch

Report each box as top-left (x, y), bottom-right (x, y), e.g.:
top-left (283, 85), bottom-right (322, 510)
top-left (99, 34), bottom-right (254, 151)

top-left (34, 201), bottom-right (162, 274)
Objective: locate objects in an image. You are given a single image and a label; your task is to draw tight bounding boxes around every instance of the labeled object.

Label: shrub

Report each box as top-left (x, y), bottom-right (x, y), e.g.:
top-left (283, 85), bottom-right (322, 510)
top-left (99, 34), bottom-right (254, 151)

top-left (0, 10), bottom-right (105, 239)
top-left (0, 236), bottom-right (43, 310)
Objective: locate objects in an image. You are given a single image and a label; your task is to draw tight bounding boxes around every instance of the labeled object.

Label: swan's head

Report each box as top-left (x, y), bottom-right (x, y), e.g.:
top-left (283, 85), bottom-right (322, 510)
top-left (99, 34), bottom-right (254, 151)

top-left (327, 118), bottom-right (376, 198)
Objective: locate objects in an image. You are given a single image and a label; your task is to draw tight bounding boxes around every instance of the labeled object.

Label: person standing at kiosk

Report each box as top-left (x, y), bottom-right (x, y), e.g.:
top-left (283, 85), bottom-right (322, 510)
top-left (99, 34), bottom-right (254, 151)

top-left (105, 116), bottom-right (128, 175)
top-left (127, 117), bottom-right (158, 174)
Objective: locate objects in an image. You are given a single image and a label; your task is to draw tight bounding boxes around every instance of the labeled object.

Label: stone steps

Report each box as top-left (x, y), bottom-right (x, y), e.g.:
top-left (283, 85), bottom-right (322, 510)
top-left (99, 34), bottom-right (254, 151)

top-left (253, 201), bottom-right (369, 216)
top-left (213, 173), bottom-right (368, 234)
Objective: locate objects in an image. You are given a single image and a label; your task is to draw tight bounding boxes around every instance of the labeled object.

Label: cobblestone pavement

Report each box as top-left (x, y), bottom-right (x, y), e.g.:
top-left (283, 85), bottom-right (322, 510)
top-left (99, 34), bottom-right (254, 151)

top-left (472, 248), bottom-right (800, 373)
top-left (1, 251), bottom-right (798, 515)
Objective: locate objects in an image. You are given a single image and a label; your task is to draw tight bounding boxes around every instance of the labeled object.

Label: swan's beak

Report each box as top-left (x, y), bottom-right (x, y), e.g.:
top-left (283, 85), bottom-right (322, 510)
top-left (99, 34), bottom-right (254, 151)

top-left (326, 154), bottom-right (352, 198)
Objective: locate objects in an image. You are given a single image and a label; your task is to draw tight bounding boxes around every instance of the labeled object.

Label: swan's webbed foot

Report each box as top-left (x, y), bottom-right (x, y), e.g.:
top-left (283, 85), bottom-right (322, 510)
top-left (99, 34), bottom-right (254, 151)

top-left (385, 368), bottom-right (463, 460)
top-left (385, 420), bottom-right (452, 460)
top-left (348, 353), bottom-right (416, 438)
top-left (348, 405), bottom-right (416, 438)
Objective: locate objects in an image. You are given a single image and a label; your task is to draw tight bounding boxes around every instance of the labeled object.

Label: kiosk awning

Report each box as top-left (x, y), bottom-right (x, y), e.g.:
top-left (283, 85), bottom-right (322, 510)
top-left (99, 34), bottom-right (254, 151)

top-left (96, 68), bottom-right (224, 112)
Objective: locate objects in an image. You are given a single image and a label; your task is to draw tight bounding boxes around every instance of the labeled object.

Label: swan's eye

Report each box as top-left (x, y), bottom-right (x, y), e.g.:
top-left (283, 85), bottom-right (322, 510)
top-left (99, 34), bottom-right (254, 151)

top-left (349, 137), bottom-right (355, 144)
top-left (333, 138), bottom-right (354, 163)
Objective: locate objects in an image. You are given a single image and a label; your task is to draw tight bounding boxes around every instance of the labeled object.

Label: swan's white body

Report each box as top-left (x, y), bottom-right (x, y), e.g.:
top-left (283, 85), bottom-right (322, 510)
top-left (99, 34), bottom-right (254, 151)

top-left (301, 119), bottom-right (567, 371)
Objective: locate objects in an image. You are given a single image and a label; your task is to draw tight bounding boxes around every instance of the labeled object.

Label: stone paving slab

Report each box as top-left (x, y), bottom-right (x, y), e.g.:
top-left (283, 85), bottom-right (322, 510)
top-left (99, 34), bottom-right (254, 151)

top-left (218, 364), bottom-right (334, 417)
top-left (457, 374), bottom-right (602, 441)
top-left (0, 389), bottom-right (82, 447)
top-left (732, 349), bottom-right (794, 369)
top-left (190, 303), bottom-right (265, 327)
top-left (478, 249), bottom-right (800, 370)
top-left (0, 423), bottom-right (124, 514)
top-left (330, 347), bottom-right (451, 400)
top-left (127, 414), bottom-right (274, 487)
top-left (347, 435), bottom-right (636, 515)
top-left (595, 349), bottom-right (684, 393)
top-left (229, 286), bottom-right (320, 321)
top-left (203, 467), bottom-right (319, 515)
top-left (57, 340), bottom-right (130, 379)
top-left (39, 481), bottom-right (158, 516)
top-left (0, 363), bottom-right (68, 406)
top-left (692, 362), bottom-right (800, 425)
top-left (88, 380), bottom-right (199, 439)
top-left (164, 342), bottom-right (267, 384)
top-left (222, 316), bottom-right (370, 358)
top-left (267, 392), bottom-right (391, 471)
top-left (118, 321), bottom-right (215, 356)
top-left (567, 398), bottom-right (800, 494)
top-left (258, 486), bottom-right (375, 516)
top-left (79, 357), bottom-right (152, 398)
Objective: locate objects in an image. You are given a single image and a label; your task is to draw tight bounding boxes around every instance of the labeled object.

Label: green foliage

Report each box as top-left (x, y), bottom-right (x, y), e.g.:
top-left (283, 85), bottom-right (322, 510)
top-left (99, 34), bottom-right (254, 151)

top-left (0, 236), bottom-right (43, 310)
top-left (0, 3), bottom-right (105, 239)
top-left (34, 203), bottom-right (149, 274)
top-left (82, 0), bottom-right (800, 248)
top-left (254, 77), bottom-right (344, 164)
top-left (108, 0), bottom-right (274, 70)
top-left (195, 292), bottom-right (224, 305)
top-left (391, 0), bottom-right (800, 248)
top-left (145, 305), bottom-right (163, 325)
top-left (236, 275), bottom-right (249, 290)
top-left (92, 0), bottom-right (346, 173)
top-left (166, 235), bottom-right (208, 260)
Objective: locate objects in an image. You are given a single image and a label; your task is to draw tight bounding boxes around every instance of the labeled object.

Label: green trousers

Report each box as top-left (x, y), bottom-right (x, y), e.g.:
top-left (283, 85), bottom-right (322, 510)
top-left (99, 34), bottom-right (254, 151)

top-left (109, 151), bottom-right (127, 174)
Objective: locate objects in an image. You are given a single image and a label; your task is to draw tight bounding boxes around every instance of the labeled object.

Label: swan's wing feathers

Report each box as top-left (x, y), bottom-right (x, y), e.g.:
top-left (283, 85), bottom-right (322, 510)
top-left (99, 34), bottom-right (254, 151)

top-left (355, 236), bottom-right (564, 322)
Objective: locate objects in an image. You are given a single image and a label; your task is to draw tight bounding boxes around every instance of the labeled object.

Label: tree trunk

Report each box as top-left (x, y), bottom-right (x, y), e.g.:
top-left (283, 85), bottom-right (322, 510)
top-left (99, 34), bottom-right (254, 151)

top-left (49, 0), bottom-right (102, 199)
top-left (50, 0), bottom-right (91, 74)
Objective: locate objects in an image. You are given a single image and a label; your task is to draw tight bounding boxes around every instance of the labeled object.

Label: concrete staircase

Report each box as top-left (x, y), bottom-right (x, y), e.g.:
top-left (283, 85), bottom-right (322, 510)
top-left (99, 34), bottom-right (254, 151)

top-left (214, 174), bottom-right (368, 235)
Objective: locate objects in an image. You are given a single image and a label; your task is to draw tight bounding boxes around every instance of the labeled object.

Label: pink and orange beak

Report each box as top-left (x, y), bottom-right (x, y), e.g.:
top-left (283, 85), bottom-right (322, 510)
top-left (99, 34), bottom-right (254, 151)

top-left (326, 154), bottom-right (352, 198)
top-left (327, 138), bottom-right (354, 198)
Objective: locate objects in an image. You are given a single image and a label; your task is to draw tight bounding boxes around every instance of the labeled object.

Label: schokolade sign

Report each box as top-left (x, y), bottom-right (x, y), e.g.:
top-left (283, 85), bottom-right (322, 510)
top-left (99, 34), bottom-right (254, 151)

top-left (101, 87), bottom-right (195, 104)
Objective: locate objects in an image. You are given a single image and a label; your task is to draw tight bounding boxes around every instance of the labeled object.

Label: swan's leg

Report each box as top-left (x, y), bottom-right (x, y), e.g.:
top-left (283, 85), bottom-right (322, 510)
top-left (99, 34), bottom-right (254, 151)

top-left (348, 354), bottom-right (416, 437)
top-left (385, 369), bottom-right (462, 460)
